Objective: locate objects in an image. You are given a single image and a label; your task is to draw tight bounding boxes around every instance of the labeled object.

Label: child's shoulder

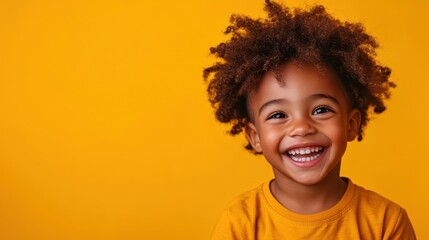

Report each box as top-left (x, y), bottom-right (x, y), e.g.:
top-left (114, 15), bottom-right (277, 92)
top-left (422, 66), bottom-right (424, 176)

top-left (353, 181), bottom-right (404, 215)
top-left (351, 180), bottom-right (416, 238)
top-left (222, 181), bottom-right (270, 215)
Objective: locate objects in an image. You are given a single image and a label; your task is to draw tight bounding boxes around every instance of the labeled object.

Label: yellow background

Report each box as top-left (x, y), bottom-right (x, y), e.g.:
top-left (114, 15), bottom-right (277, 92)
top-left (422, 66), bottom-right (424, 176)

top-left (0, 0), bottom-right (427, 239)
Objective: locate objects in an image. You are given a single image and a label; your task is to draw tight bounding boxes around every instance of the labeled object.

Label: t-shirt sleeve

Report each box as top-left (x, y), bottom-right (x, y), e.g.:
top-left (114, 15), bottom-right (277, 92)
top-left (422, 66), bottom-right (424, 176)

top-left (210, 207), bottom-right (254, 240)
top-left (210, 209), bottom-right (237, 240)
top-left (387, 208), bottom-right (416, 240)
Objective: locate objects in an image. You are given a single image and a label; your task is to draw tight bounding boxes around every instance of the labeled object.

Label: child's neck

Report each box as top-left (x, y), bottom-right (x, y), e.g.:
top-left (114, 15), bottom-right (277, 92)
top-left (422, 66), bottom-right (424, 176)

top-left (270, 166), bottom-right (347, 215)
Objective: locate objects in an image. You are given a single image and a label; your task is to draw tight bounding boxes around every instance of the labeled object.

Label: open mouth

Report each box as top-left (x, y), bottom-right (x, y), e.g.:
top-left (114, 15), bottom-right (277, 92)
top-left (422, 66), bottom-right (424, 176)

top-left (286, 146), bottom-right (325, 162)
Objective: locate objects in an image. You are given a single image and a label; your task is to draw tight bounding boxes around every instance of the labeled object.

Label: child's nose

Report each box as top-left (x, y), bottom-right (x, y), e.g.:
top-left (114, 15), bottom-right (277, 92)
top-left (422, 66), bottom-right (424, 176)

top-left (287, 116), bottom-right (316, 137)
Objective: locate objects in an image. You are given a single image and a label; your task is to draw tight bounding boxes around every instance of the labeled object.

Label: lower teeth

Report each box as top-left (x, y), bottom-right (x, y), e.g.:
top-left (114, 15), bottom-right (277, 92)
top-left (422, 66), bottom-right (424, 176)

top-left (290, 153), bottom-right (321, 162)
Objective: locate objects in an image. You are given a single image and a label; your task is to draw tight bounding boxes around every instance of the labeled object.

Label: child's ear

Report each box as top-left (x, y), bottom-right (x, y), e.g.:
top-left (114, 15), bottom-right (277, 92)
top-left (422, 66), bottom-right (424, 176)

top-left (245, 122), bottom-right (263, 153)
top-left (347, 109), bottom-right (361, 141)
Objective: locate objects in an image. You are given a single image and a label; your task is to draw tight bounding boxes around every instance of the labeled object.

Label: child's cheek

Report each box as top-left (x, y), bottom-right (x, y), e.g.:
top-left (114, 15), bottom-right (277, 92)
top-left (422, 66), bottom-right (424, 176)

top-left (260, 126), bottom-right (284, 149)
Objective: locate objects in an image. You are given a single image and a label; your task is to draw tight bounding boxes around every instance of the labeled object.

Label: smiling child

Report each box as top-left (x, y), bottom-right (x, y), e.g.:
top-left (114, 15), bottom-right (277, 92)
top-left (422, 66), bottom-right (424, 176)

top-left (204, 1), bottom-right (416, 239)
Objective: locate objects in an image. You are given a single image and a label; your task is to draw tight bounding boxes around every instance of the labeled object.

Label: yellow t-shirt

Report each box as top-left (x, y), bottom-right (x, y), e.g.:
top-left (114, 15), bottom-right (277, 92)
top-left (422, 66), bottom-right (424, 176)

top-left (211, 179), bottom-right (416, 240)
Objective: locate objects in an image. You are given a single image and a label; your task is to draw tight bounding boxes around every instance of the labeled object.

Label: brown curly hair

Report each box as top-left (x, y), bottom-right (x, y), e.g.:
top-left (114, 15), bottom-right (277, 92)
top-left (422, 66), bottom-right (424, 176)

top-left (203, 0), bottom-right (395, 152)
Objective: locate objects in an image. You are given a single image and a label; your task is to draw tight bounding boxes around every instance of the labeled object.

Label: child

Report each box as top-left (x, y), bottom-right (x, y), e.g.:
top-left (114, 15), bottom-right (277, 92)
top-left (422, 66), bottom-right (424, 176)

top-left (203, 1), bottom-right (416, 239)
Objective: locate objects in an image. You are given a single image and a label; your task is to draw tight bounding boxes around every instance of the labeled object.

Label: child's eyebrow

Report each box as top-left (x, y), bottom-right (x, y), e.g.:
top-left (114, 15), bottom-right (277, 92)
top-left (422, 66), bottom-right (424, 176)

top-left (310, 94), bottom-right (340, 105)
top-left (258, 99), bottom-right (286, 116)
top-left (258, 94), bottom-right (340, 116)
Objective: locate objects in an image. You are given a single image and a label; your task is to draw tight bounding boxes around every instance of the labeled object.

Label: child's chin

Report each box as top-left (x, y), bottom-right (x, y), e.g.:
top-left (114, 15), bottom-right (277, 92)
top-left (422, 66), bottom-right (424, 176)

top-left (290, 175), bottom-right (326, 186)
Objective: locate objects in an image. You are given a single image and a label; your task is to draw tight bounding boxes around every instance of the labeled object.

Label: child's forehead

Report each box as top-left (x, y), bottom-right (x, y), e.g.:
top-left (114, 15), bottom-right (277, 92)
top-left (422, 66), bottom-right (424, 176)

top-left (246, 62), bottom-right (352, 106)
top-left (249, 62), bottom-right (343, 94)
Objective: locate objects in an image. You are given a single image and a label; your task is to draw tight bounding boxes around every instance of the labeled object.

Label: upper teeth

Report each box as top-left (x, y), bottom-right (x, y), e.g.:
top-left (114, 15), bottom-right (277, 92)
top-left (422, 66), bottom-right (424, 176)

top-left (287, 147), bottom-right (323, 156)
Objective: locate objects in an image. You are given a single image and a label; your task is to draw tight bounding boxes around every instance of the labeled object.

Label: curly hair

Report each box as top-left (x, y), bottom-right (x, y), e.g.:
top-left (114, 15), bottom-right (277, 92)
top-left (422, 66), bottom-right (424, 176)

top-left (203, 0), bottom-right (395, 152)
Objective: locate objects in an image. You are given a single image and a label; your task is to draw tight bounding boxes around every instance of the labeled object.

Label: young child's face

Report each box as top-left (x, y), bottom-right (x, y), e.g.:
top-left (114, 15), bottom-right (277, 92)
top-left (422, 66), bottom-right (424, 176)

top-left (245, 63), bottom-right (360, 185)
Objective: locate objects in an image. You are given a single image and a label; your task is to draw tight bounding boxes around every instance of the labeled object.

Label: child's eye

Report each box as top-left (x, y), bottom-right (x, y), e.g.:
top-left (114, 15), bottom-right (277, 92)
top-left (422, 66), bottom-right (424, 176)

top-left (267, 112), bottom-right (287, 119)
top-left (312, 106), bottom-right (333, 115)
